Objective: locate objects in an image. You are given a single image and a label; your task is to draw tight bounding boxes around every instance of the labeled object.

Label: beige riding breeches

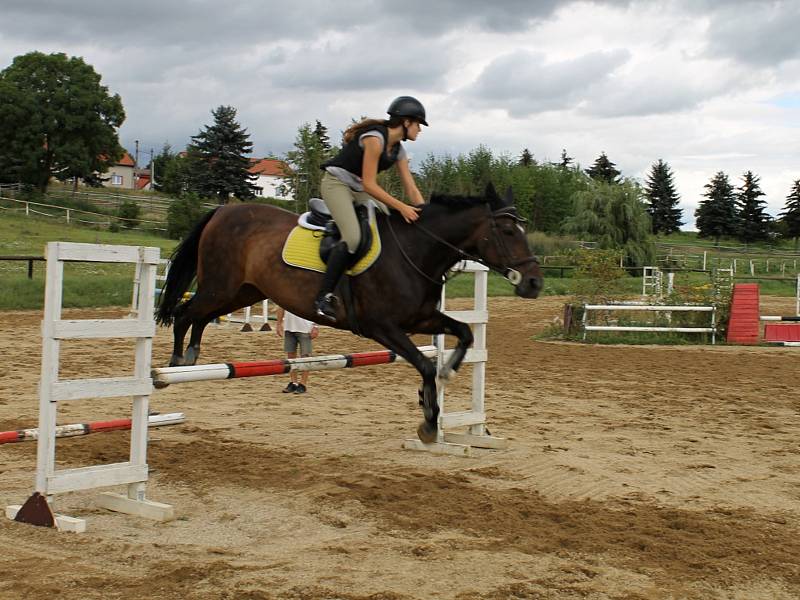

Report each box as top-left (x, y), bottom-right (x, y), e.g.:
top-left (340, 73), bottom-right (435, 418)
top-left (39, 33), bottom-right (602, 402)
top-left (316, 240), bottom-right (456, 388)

top-left (320, 172), bottom-right (377, 253)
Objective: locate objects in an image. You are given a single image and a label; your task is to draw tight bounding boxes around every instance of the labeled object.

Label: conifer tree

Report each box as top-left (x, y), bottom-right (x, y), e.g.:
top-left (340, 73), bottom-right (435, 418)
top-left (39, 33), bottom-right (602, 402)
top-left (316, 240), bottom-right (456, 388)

top-left (519, 148), bottom-right (534, 167)
top-left (559, 149), bottom-right (573, 169)
top-left (779, 179), bottom-right (800, 248)
top-left (644, 159), bottom-right (683, 235)
top-left (314, 120), bottom-right (331, 151)
top-left (736, 171), bottom-right (770, 244)
top-left (695, 171), bottom-right (737, 243)
top-left (187, 105), bottom-right (256, 204)
top-left (585, 152), bottom-right (621, 184)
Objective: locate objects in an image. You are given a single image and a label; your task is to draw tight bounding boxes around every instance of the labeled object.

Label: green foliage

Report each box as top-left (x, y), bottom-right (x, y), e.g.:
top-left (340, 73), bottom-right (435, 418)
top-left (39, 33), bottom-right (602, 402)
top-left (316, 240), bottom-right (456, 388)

top-left (695, 171), bottom-right (737, 243)
top-left (570, 248), bottom-right (626, 303)
top-left (284, 121), bottom-right (336, 212)
top-left (736, 171), bottom-right (771, 244)
top-left (779, 179), bottom-right (800, 247)
top-left (187, 105), bottom-right (256, 203)
top-left (644, 159), bottom-right (683, 234)
top-left (415, 149), bottom-right (587, 234)
top-left (117, 200), bottom-right (141, 229)
top-left (166, 193), bottom-right (209, 239)
top-left (562, 180), bottom-right (655, 267)
top-left (585, 152), bottom-right (621, 184)
top-left (0, 51), bottom-right (125, 191)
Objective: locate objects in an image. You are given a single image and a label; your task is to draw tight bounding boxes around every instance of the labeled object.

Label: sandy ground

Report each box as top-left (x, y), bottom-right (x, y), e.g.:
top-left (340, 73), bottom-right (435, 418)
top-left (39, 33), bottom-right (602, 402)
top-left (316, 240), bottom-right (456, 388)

top-left (0, 295), bottom-right (798, 599)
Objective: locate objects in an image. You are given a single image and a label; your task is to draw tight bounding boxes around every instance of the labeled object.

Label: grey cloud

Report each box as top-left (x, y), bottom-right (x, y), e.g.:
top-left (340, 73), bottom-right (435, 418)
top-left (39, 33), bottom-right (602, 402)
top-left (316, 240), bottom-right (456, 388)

top-left (704, 2), bottom-right (800, 66)
top-left (465, 49), bottom-right (630, 117)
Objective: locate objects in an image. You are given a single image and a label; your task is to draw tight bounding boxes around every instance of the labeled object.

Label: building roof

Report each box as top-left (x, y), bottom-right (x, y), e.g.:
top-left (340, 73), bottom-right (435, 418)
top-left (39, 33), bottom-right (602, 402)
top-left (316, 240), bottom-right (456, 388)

top-left (117, 152), bottom-right (135, 167)
top-left (248, 158), bottom-right (290, 177)
top-left (135, 173), bottom-right (151, 190)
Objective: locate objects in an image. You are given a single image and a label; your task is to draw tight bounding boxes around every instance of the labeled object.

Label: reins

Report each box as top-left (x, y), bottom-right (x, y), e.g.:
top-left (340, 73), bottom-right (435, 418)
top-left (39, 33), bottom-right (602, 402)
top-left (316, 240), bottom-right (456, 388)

top-left (385, 204), bottom-right (539, 286)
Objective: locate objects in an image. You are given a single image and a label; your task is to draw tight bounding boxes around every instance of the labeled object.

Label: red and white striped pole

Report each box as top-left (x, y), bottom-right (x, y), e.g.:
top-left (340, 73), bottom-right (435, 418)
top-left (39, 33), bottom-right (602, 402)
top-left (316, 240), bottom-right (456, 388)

top-left (0, 413), bottom-right (185, 445)
top-left (151, 345), bottom-right (437, 387)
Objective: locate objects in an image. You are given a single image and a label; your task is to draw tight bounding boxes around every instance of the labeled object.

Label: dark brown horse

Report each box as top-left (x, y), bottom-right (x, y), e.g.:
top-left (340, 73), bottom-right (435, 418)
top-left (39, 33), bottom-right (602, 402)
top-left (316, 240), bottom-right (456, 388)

top-left (155, 183), bottom-right (543, 442)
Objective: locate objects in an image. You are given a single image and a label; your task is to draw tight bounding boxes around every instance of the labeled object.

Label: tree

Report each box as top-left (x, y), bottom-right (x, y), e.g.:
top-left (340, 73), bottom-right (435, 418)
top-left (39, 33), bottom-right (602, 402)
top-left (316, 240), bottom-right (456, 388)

top-left (562, 180), bottom-right (654, 266)
top-left (695, 171), bottom-right (737, 243)
top-left (283, 121), bottom-right (337, 211)
top-left (558, 148), bottom-right (575, 169)
top-left (519, 148), bottom-right (534, 167)
top-left (314, 120), bottom-right (331, 151)
top-left (0, 51), bottom-right (125, 192)
top-left (187, 105), bottom-right (256, 203)
top-left (736, 171), bottom-right (771, 244)
top-left (585, 152), bottom-right (621, 184)
top-left (644, 159), bottom-right (683, 235)
top-left (779, 179), bottom-right (800, 248)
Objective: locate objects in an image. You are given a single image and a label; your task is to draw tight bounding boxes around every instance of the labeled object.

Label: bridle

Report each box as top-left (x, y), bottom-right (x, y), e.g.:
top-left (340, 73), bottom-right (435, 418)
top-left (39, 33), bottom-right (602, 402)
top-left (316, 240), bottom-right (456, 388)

top-left (386, 204), bottom-right (540, 286)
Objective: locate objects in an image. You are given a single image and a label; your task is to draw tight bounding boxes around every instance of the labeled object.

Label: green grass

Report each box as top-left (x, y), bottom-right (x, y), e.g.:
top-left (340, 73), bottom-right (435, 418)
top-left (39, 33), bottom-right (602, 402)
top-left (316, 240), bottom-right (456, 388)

top-left (0, 210), bottom-right (175, 309)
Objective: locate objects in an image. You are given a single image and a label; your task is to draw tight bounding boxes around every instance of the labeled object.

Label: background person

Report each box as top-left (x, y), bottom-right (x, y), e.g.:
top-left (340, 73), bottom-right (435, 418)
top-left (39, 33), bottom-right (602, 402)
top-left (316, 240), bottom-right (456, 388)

top-left (275, 305), bottom-right (319, 394)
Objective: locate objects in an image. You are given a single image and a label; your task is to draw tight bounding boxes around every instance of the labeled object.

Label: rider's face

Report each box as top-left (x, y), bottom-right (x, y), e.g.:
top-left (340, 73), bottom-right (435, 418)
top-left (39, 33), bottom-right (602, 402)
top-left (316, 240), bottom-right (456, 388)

top-left (405, 120), bottom-right (422, 141)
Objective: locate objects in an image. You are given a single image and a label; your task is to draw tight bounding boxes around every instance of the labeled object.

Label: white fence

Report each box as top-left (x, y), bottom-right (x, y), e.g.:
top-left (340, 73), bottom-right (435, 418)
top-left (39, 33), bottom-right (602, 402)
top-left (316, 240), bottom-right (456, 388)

top-left (582, 303), bottom-right (717, 344)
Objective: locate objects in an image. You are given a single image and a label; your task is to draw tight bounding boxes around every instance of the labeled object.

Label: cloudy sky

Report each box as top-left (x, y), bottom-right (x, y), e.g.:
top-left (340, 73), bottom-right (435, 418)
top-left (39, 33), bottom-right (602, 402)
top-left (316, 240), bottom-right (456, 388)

top-left (2, 0), bottom-right (799, 228)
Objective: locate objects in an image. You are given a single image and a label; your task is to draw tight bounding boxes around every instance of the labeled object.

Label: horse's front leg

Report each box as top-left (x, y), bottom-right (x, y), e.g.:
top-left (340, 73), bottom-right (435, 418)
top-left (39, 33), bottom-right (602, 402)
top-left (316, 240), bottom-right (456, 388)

top-left (369, 327), bottom-right (439, 443)
top-left (411, 311), bottom-right (474, 382)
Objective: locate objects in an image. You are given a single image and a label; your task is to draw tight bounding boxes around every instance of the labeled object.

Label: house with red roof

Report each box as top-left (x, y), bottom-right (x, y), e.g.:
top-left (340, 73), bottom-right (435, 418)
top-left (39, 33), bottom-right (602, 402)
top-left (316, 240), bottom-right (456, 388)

top-left (248, 158), bottom-right (293, 201)
top-left (100, 151), bottom-right (136, 189)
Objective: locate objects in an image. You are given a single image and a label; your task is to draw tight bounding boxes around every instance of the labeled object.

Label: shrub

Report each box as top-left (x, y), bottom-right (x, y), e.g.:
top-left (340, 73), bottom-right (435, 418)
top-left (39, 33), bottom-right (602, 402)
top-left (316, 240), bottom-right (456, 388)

top-left (167, 192), bottom-right (209, 239)
top-left (117, 200), bottom-right (140, 229)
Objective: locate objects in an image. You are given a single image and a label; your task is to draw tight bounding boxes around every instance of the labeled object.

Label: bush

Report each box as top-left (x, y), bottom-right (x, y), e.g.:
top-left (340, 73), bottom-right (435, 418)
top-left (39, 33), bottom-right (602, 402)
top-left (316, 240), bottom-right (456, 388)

top-left (167, 192), bottom-right (209, 239)
top-left (117, 200), bottom-right (140, 229)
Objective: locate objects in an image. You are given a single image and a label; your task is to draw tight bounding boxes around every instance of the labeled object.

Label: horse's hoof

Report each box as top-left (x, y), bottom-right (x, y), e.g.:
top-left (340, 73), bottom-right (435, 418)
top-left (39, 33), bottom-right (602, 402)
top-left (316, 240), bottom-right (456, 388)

top-left (417, 421), bottom-right (438, 444)
top-left (438, 368), bottom-right (453, 382)
top-left (153, 380), bottom-right (169, 390)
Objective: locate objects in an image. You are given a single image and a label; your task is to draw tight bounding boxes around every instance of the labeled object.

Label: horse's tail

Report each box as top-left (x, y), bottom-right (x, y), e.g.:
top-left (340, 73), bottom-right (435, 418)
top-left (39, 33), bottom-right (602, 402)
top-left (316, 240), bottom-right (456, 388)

top-left (155, 208), bottom-right (220, 326)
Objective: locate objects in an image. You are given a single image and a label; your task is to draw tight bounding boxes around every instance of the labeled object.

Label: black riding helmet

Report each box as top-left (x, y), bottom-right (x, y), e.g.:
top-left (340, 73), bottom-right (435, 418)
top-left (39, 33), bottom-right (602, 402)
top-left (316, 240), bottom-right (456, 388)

top-left (387, 96), bottom-right (428, 126)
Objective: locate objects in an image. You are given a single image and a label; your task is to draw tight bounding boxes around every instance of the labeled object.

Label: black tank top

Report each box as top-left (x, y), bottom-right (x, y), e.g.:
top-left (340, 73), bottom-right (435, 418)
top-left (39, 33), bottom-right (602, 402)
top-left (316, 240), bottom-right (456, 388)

top-left (321, 124), bottom-right (401, 176)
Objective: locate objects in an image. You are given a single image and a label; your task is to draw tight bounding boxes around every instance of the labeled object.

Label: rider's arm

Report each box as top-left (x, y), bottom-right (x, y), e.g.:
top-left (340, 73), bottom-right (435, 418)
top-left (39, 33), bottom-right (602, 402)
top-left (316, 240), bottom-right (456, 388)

top-left (396, 158), bottom-right (425, 206)
top-left (361, 137), bottom-right (419, 223)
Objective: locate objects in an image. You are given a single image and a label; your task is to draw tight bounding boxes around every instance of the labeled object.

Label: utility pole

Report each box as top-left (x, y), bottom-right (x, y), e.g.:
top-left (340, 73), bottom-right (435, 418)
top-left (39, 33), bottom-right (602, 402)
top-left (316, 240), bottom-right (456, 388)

top-left (134, 140), bottom-right (139, 168)
top-left (150, 148), bottom-right (156, 190)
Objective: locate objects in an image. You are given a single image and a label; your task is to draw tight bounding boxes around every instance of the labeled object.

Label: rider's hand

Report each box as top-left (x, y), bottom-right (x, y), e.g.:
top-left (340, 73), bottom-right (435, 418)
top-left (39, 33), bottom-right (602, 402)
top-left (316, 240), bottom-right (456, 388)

top-left (400, 204), bottom-right (421, 223)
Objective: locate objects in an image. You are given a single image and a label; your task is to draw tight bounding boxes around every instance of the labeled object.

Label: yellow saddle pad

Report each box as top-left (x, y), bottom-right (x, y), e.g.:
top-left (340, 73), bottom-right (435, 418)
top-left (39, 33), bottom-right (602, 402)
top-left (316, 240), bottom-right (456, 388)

top-left (281, 219), bottom-right (381, 275)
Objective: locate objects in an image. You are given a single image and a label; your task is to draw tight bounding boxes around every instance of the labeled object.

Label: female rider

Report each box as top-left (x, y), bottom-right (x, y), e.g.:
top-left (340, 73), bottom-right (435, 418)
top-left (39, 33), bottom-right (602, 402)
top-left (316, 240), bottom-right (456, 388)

top-left (314, 96), bottom-right (427, 320)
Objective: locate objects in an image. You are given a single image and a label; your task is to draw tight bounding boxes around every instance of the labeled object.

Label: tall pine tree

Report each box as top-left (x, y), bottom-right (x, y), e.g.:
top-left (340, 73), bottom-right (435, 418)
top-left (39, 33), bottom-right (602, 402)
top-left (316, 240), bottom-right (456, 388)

top-left (695, 171), bottom-right (737, 243)
top-left (644, 159), bottom-right (683, 235)
top-left (779, 179), bottom-right (800, 248)
top-left (187, 105), bottom-right (256, 204)
top-left (519, 148), bottom-right (534, 167)
top-left (736, 171), bottom-right (770, 244)
top-left (585, 152), bottom-right (621, 184)
top-left (559, 148), bottom-right (573, 169)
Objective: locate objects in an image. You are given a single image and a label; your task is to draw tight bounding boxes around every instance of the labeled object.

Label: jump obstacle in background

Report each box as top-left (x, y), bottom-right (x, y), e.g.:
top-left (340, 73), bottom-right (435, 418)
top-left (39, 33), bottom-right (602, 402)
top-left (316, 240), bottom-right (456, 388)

top-left (8, 243), bottom-right (497, 532)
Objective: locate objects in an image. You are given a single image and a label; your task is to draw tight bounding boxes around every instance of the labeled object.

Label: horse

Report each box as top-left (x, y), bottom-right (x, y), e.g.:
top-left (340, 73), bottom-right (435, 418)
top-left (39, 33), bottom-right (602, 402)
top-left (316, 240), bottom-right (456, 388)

top-left (155, 183), bottom-right (543, 443)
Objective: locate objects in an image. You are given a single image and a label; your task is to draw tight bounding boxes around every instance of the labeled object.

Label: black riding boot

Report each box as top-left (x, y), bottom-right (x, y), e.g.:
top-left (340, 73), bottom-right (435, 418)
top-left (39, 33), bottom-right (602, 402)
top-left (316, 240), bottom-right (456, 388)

top-left (314, 242), bottom-right (351, 321)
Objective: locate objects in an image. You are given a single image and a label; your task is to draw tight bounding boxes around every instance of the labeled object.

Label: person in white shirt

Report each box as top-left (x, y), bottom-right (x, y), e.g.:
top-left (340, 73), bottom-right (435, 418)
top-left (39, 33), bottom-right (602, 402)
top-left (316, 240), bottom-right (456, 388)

top-left (275, 306), bottom-right (319, 394)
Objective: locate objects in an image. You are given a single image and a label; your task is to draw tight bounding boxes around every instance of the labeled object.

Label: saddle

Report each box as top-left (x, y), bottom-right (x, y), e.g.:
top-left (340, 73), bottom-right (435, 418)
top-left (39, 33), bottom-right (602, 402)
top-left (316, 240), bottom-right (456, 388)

top-left (281, 198), bottom-right (381, 275)
top-left (304, 198), bottom-right (373, 265)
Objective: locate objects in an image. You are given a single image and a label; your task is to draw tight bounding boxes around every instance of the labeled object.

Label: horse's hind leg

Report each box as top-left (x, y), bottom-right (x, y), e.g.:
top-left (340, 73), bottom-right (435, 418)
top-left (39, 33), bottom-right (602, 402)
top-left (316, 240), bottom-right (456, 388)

top-left (168, 300), bottom-right (193, 366)
top-left (183, 317), bottom-right (215, 365)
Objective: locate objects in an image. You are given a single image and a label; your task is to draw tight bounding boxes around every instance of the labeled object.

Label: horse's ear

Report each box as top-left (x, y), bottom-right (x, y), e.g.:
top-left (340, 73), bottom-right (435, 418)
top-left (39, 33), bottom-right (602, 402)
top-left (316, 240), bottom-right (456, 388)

top-left (485, 182), bottom-right (499, 201)
top-left (504, 186), bottom-right (514, 205)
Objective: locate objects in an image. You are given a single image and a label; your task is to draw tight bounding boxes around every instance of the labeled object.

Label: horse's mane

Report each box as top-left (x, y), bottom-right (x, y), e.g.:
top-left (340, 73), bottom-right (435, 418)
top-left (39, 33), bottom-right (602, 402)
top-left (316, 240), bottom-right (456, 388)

top-left (422, 193), bottom-right (489, 215)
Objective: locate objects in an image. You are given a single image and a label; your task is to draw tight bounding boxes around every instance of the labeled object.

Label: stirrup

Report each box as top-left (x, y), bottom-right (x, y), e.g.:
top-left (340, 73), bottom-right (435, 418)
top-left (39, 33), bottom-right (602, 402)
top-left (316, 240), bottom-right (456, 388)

top-left (315, 292), bottom-right (337, 320)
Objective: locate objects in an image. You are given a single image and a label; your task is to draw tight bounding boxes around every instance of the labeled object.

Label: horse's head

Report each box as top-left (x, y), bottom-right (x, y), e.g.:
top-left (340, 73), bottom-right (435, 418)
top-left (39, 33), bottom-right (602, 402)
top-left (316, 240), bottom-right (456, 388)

top-left (477, 183), bottom-right (544, 299)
